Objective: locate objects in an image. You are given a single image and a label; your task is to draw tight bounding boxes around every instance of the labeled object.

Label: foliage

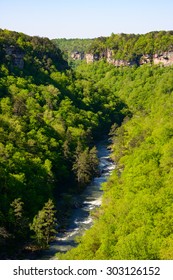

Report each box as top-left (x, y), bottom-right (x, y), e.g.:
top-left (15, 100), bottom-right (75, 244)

top-left (9, 198), bottom-right (28, 240)
top-left (52, 38), bottom-right (93, 64)
top-left (55, 31), bottom-right (173, 64)
top-left (0, 29), bottom-right (125, 257)
top-left (52, 38), bottom-right (93, 53)
top-left (1, 28), bottom-right (173, 260)
top-left (30, 199), bottom-right (57, 248)
top-left (90, 31), bottom-right (173, 61)
top-left (73, 145), bottom-right (99, 189)
top-left (57, 64), bottom-right (173, 260)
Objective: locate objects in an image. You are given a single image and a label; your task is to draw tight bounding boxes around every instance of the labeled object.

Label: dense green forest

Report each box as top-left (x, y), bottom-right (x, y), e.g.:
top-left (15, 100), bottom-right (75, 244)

top-left (52, 38), bottom-right (93, 57)
top-left (57, 62), bottom-right (173, 260)
top-left (52, 38), bottom-right (93, 68)
top-left (1, 28), bottom-right (173, 259)
top-left (0, 29), bottom-right (125, 258)
top-left (88, 31), bottom-right (173, 58)
top-left (54, 31), bottom-right (173, 65)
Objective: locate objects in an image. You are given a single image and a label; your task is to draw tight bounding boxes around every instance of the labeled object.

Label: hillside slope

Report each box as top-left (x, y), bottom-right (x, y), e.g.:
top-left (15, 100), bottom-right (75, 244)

top-left (57, 62), bottom-right (173, 260)
top-left (0, 29), bottom-right (125, 258)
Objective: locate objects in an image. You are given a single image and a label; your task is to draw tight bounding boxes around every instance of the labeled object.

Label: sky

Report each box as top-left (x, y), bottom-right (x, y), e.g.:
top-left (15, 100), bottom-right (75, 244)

top-left (0, 0), bottom-right (173, 39)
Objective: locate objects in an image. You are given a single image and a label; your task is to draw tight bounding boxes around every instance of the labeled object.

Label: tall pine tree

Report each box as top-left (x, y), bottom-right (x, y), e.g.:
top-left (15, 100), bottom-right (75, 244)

top-left (30, 199), bottom-right (57, 249)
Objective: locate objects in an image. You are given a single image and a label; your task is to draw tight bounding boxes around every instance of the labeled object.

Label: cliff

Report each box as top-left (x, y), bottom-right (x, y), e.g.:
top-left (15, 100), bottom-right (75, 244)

top-left (70, 49), bottom-right (173, 67)
top-left (59, 31), bottom-right (173, 67)
top-left (153, 52), bottom-right (173, 66)
top-left (0, 29), bottom-right (68, 73)
top-left (5, 46), bottom-right (25, 69)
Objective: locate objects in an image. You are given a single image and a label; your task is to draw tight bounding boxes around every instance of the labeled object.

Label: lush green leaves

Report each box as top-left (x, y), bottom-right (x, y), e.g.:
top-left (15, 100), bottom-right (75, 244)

top-left (1, 28), bottom-right (173, 260)
top-left (58, 64), bottom-right (173, 260)
top-left (30, 199), bottom-right (57, 248)
top-left (0, 29), bottom-right (125, 257)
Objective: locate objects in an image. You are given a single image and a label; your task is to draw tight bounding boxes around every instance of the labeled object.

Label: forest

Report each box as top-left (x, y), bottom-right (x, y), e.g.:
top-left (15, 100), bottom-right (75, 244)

top-left (57, 63), bottom-right (173, 260)
top-left (0, 29), bottom-right (125, 257)
top-left (0, 28), bottom-right (173, 259)
top-left (53, 31), bottom-right (173, 64)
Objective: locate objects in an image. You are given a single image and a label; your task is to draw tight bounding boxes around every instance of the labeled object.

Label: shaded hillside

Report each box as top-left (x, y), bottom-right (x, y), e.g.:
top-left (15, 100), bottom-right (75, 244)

top-left (0, 29), bottom-right (68, 78)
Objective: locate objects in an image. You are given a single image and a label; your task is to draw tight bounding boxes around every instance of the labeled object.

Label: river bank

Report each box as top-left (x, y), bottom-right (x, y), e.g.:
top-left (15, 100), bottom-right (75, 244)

top-left (39, 141), bottom-right (115, 260)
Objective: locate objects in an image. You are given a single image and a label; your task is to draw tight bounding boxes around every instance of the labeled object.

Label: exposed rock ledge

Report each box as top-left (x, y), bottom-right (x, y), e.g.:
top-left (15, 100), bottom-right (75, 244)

top-left (71, 49), bottom-right (173, 67)
top-left (153, 52), bottom-right (173, 66)
top-left (5, 46), bottom-right (24, 69)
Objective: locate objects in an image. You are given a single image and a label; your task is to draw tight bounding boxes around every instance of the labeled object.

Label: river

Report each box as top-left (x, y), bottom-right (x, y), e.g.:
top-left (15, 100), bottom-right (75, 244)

top-left (41, 141), bottom-right (115, 259)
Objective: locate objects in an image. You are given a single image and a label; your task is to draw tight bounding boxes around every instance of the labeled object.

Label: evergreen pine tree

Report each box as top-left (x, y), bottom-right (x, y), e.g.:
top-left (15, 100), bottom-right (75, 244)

top-left (30, 199), bottom-right (57, 249)
top-left (89, 146), bottom-right (99, 176)
top-left (9, 198), bottom-right (28, 241)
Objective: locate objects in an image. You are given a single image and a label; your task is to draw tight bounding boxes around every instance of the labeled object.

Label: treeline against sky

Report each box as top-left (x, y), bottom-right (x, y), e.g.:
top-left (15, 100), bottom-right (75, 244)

top-left (54, 31), bottom-right (173, 62)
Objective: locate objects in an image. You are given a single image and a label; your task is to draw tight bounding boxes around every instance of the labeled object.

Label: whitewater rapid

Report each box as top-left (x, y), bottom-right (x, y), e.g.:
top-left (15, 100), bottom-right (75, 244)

top-left (41, 141), bottom-right (115, 259)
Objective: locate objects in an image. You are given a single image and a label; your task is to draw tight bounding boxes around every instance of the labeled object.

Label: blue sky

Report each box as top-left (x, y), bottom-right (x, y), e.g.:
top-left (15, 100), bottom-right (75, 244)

top-left (0, 0), bottom-right (173, 39)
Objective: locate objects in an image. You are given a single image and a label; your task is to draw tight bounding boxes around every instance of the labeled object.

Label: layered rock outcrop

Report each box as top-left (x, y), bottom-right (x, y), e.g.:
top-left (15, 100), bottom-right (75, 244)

top-left (71, 49), bottom-right (173, 67)
top-left (71, 51), bottom-right (85, 60)
top-left (153, 52), bottom-right (173, 66)
top-left (5, 46), bottom-right (24, 69)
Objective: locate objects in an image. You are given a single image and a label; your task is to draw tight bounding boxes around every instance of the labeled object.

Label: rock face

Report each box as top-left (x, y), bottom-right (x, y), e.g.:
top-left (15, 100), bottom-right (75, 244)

top-left (140, 54), bottom-right (152, 65)
top-left (71, 49), bottom-right (173, 67)
top-left (85, 53), bottom-right (100, 63)
top-left (13, 53), bottom-right (24, 69)
top-left (5, 46), bottom-right (24, 69)
top-left (85, 53), bottom-right (94, 63)
top-left (106, 49), bottom-right (131, 66)
top-left (71, 51), bottom-right (85, 60)
top-left (153, 52), bottom-right (173, 66)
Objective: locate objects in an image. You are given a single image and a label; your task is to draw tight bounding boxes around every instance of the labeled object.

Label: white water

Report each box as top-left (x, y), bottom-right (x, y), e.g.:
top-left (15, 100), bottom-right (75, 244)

top-left (41, 141), bottom-right (115, 259)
